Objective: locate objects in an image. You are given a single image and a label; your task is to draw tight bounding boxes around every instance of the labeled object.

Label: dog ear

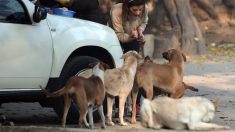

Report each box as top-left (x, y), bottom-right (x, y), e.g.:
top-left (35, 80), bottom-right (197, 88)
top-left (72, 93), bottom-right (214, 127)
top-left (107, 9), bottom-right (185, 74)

top-left (121, 50), bottom-right (140, 59)
top-left (162, 51), bottom-right (169, 60)
top-left (88, 62), bottom-right (99, 68)
top-left (121, 53), bottom-right (127, 59)
top-left (100, 62), bottom-right (111, 70)
top-left (144, 56), bottom-right (153, 62)
top-left (182, 53), bottom-right (187, 62)
top-left (213, 98), bottom-right (220, 111)
top-left (121, 51), bottom-right (131, 59)
top-left (136, 53), bottom-right (142, 59)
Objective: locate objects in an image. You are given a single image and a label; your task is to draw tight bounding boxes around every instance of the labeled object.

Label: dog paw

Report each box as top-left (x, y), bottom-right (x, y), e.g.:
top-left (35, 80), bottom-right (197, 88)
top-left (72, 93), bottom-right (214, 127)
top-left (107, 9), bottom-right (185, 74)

top-left (107, 121), bottom-right (115, 126)
top-left (101, 124), bottom-right (106, 129)
top-left (131, 118), bottom-right (136, 124)
top-left (83, 123), bottom-right (89, 128)
top-left (152, 125), bottom-right (161, 130)
top-left (89, 126), bottom-right (94, 129)
top-left (119, 122), bottom-right (129, 126)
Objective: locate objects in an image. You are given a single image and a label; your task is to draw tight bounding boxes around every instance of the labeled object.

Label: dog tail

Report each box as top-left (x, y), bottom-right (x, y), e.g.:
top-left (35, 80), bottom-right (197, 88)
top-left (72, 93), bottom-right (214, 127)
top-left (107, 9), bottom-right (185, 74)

top-left (142, 98), bottom-right (156, 113)
top-left (187, 86), bottom-right (199, 92)
top-left (213, 98), bottom-right (220, 111)
top-left (142, 98), bottom-right (151, 105)
top-left (183, 82), bottom-right (199, 92)
top-left (40, 85), bottom-right (68, 98)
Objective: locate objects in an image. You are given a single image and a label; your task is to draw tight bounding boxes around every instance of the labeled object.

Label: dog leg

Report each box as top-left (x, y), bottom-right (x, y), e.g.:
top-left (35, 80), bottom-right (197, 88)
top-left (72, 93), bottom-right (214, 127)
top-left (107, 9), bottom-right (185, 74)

top-left (75, 93), bottom-right (88, 128)
top-left (119, 94), bottom-right (129, 126)
top-left (188, 122), bottom-right (230, 130)
top-left (98, 105), bottom-right (106, 129)
top-left (88, 106), bottom-right (94, 129)
top-left (62, 94), bottom-right (71, 128)
top-left (78, 106), bottom-right (87, 128)
top-left (83, 111), bottom-right (89, 128)
top-left (131, 85), bottom-right (139, 124)
top-left (106, 95), bottom-right (115, 126)
top-left (144, 84), bottom-right (153, 100)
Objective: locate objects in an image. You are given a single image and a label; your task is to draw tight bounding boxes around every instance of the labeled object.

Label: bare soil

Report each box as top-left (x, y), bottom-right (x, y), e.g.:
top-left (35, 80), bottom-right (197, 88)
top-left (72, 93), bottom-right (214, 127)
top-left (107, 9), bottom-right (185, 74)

top-left (0, 50), bottom-right (235, 131)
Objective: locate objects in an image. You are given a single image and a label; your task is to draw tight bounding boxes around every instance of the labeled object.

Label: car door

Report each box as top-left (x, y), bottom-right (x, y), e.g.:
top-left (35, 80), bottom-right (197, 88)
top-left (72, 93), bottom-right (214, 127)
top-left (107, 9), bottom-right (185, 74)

top-left (0, 0), bottom-right (53, 89)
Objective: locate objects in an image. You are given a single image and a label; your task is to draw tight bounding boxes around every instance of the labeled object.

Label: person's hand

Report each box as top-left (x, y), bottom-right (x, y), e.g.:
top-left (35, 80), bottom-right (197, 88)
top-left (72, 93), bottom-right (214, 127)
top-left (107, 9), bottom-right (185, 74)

top-left (129, 28), bottom-right (138, 39)
top-left (137, 29), bottom-right (145, 43)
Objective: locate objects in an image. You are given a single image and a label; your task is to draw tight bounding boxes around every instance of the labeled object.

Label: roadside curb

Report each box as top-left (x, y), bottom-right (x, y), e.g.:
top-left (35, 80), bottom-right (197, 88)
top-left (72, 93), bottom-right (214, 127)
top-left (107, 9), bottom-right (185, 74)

top-left (1, 125), bottom-right (234, 132)
top-left (0, 126), bottom-right (147, 132)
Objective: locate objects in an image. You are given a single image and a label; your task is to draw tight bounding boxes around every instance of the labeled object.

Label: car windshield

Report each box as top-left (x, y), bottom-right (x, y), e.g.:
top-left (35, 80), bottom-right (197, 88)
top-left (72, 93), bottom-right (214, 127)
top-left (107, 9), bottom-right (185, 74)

top-left (0, 1), bottom-right (23, 17)
top-left (0, 0), bottom-right (30, 24)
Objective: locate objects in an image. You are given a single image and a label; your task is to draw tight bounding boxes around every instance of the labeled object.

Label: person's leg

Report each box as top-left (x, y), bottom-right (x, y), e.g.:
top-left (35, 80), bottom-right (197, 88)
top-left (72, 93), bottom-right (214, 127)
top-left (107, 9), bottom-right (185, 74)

top-left (120, 39), bottom-right (140, 53)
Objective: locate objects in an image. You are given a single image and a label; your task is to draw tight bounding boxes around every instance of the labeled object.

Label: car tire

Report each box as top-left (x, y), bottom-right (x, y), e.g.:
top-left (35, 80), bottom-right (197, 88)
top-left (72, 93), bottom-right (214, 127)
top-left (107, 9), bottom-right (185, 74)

top-left (50, 56), bottom-right (105, 124)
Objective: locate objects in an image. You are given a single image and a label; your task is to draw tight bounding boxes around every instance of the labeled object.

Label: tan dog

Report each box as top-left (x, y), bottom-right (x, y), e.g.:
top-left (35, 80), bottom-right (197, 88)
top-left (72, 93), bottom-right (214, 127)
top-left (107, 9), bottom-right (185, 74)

top-left (104, 51), bottom-right (142, 126)
top-left (42, 62), bottom-right (109, 129)
top-left (140, 96), bottom-right (230, 130)
top-left (131, 49), bottom-right (198, 123)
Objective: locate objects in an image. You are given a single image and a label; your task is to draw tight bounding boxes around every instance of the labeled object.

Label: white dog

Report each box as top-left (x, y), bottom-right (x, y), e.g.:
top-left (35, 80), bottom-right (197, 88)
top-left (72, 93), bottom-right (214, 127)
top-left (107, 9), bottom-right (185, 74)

top-left (140, 96), bottom-right (230, 130)
top-left (104, 51), bottom-right (142, 126)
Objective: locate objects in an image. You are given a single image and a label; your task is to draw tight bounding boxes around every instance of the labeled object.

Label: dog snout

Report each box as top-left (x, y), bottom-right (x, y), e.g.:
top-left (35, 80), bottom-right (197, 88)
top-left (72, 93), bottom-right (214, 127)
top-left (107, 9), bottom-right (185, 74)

top-left (144, 56), bottom-right (153, 62)
top-left (162, 52), bottom-right (169, 60)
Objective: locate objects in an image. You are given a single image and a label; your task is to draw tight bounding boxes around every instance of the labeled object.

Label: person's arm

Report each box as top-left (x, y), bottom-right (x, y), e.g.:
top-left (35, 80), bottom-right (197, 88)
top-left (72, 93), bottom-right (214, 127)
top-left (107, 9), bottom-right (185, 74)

top-left (137, 5), bottom-right (148, 43)
top-left (110, 6), bottom-right (134, 43)
top-left (137, 5), bottom-right (148, 33)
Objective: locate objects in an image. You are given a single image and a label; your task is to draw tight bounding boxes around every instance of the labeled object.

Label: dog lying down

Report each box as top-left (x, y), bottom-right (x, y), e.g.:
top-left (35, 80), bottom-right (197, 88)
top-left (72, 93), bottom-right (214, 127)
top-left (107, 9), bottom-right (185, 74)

top-left (140, 96), bottom-right (230, 130)
top-left (42, 62), bottom-right (109, 129)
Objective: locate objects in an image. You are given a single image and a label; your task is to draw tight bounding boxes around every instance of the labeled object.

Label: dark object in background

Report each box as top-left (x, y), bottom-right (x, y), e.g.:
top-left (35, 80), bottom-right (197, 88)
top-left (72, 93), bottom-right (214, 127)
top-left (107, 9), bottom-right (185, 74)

top-left (69, 0), bottom-right (108, 25)
top-left (37, 0), bottom-right (108, 25)
top-left (222, 0), bottom-right (235, 19)
top-left (38, 0), bottom-right (62, 8)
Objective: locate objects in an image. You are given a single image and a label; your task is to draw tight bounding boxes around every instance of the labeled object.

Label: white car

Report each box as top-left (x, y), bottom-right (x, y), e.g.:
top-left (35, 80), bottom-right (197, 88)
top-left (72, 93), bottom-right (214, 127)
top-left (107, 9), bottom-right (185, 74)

top-left (0, 0), bottom-right (123, 122)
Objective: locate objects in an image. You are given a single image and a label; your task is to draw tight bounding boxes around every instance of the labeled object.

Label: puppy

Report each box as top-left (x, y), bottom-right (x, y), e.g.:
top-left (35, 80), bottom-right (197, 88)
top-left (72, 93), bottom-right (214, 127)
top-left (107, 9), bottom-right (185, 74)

top-left (131, 49), bottom-right (198, 123)
top-left (104, 51), bottom-right (142, 126)
top-left (140, 96), bottom-right (230, 130)
top-left (42, 62), bottom-right (109, 129)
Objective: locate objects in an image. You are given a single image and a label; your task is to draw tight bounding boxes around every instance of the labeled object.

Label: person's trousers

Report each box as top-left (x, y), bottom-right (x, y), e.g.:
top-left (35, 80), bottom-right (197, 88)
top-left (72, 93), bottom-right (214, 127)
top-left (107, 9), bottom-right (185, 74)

top-left (120, 39), bottom-right (140, 53)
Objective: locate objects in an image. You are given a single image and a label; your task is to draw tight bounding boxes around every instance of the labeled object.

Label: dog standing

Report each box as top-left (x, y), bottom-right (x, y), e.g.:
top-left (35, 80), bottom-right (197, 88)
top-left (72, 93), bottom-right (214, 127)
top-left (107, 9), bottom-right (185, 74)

top-left (104, 51), bottom-right (142, 126)
top-left (140, 96), bottom-right (230, 130)
top-left (131, 49), bottom-right (198, 123)
top-left (42, 62), bottom-right (109, 129)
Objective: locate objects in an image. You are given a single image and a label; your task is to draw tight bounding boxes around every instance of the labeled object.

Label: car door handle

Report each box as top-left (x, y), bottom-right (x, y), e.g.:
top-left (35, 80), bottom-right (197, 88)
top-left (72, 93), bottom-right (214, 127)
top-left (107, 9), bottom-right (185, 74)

top-left (51, 28), bottom-right (56, 32)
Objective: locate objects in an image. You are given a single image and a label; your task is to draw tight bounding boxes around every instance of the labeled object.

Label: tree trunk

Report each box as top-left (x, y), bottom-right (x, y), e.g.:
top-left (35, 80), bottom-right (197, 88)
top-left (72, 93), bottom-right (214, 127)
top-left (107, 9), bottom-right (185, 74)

top-left (153, 31), bottom-right (180, 58)
top-left (193, 0), bottom-right (219, 20)
top-left (154, 0), bottom-right (206, 55)
top-left (175, 0), bottom-right (206, 54)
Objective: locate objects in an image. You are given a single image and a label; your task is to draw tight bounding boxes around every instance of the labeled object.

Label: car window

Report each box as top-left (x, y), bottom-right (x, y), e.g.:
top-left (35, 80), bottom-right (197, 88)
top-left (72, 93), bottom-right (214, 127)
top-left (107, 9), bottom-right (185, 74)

top-left (0, 0), bottom-right (31, 24)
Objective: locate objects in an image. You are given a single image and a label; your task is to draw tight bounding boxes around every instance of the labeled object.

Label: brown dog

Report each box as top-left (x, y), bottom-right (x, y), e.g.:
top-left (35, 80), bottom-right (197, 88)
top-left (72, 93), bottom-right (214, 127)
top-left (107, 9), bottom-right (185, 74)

top-left (104, 51), bottom-right (142, 126)
top-left (42, 62), bottom-right (109, 129)
top-left (131, 49), bottom-right (198, 123)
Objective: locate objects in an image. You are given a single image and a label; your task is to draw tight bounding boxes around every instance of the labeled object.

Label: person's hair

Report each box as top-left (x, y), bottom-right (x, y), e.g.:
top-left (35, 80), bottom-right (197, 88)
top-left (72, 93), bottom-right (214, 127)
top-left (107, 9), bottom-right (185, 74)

top-left (122, 0), bottom-right (146, 24)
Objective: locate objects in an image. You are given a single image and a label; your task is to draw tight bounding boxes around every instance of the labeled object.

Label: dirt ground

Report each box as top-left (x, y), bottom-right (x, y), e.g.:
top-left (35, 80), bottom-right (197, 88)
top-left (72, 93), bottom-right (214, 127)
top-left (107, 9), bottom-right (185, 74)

top-left (184, 56), bottom-right (235, 129)
top-left (1, 1), bottom-right (235, 131)
top-left (0, 49), bottom-right (235, 131)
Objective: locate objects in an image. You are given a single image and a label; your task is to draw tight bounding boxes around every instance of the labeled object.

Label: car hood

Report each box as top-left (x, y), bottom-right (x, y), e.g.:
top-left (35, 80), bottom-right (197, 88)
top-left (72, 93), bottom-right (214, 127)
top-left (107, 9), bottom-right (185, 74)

top-left (45, 14), bottom-right (119, 45)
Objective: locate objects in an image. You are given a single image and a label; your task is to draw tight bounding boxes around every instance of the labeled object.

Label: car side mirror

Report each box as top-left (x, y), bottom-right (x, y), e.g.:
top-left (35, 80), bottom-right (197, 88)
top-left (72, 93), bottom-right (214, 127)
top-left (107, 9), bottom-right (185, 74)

top-left (33, 5), bottom-right (47, 23)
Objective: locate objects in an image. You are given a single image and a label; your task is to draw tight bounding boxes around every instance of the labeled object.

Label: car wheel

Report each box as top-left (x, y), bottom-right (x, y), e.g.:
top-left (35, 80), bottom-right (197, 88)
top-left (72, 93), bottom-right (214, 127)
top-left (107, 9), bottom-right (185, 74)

top-left (50, 56), bottom-right (106, 123)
